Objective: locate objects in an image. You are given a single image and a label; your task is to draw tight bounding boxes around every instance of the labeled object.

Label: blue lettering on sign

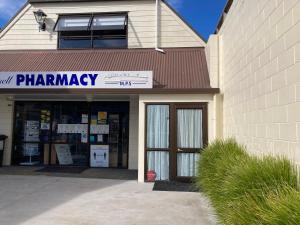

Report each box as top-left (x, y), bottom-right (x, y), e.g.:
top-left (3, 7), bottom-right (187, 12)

top-left (89, 74), bottom-right (98, 86)
top-left (0, 75), bottom-right (13, 85)
top-left (46, 74), bottom-right (55, 85)
top-left (15, 73), bottom-right (99, 87)
top-left (16, 74), bottom-right (25, 86)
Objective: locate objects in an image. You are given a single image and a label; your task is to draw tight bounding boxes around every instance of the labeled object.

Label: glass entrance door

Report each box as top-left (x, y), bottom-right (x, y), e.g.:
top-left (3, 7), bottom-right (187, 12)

top-left (174, 104), bottom-right (207, 181)
top-left (145, 103), bottom-right (207, 182)
top-left (90, 102), bottom-right (129, 168)
top-left (51, 102), bottom-right (90, 167)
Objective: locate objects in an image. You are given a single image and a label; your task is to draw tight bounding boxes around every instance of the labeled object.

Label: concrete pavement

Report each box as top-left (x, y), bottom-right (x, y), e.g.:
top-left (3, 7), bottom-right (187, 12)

top-left (0, 175), bottom-right (216, 225)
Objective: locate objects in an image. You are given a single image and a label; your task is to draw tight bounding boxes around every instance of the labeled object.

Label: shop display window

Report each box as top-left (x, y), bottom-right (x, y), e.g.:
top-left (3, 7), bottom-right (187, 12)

top-left (12, 101), bottom-right (129, 168)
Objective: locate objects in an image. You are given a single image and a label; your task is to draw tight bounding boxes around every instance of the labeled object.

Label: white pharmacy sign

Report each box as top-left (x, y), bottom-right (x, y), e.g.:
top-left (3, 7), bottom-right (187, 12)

top-left (0, 71), bottom-right (153, 89)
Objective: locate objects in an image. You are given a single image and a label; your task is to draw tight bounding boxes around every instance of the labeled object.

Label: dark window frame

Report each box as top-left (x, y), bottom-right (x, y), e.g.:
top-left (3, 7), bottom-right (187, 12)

top-left (55, 12), bottom-right (128, 50)
top-left (144, 102), bottom-right (208, 182)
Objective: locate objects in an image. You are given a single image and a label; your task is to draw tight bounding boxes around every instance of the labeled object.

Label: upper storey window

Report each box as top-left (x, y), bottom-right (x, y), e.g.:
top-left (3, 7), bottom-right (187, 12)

top-left (54, 14), bottom-right (128, 49)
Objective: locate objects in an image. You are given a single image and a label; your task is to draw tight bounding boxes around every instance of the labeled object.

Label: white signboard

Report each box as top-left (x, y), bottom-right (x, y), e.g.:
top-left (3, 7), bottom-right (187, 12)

top-left (90, 125), bottom-right (109, 134)
top-left (57, 124), bottom-right (88, 134)
top-left (0, 71), bottom-right (153, 89)
top-left (90, 145), bottom-right (109, 168)
top-left (55, 144), bottom-right (73, 165)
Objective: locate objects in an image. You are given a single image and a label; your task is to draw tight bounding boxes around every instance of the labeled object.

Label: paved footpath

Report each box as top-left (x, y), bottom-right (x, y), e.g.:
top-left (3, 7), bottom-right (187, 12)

top-left (0, 175), bottom-right (216, 225)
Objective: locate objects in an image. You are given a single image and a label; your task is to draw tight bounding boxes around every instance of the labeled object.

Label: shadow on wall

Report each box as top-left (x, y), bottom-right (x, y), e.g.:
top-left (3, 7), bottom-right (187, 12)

top-left (45, 17), bottom-right (56, 41)
top-left (128, 17), bottom-right (142, 48)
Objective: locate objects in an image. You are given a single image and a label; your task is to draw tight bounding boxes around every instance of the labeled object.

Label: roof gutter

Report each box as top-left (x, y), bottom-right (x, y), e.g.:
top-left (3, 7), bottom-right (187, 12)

top-left (155, 0), bottom-right (165, 53)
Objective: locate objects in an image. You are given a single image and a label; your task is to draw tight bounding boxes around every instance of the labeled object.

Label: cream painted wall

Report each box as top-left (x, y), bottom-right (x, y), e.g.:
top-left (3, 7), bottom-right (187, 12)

top-left (137, 94), bottom-right (218, 182)
top-left (205, 35), bottom-right (219, 88)
top-left (128, 95), bottom-right (139, 170)
top-left (0, 0), bottom-right (205, 50)
top-left (211, 0), bottom-right (300, 164)
top-left (0, 96), bottom-right (14, 166)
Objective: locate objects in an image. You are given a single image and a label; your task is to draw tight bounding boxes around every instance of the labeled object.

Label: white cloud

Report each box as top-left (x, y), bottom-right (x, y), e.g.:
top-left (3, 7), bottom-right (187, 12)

top-left (0, 0), bottom-right (26, 20)
top-left (167, 0), bottom-right (184, 9)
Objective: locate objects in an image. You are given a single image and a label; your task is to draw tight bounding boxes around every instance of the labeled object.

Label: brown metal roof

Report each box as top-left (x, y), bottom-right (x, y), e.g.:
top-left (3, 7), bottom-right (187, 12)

top-left (0, 48), bottom-right (217, 94)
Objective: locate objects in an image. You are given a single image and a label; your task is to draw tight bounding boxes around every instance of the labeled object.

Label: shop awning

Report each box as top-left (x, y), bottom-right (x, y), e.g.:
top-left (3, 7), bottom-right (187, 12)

top-left (0, 48), bottom-right (219, 94)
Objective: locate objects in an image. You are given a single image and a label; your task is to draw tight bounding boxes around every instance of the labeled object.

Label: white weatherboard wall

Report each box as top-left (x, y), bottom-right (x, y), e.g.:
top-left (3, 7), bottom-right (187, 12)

top-left (137, 94), bottom-right (218, 182)
top-left (0, 0), bottom-right (205, 50)
top-left (211, 0), bottom-right (300, 164)
top-left (0, 96), bottom-right (14, 166)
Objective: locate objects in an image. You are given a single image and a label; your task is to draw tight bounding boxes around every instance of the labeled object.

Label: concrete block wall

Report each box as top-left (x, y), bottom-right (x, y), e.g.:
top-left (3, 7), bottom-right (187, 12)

top-left (215, 0), bottom-right (300, 164)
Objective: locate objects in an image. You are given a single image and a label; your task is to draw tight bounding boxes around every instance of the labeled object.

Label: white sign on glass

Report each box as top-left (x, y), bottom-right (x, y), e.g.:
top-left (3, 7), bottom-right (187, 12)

top-left (57, 124), bottom-right (88, 134)
top-left (90, 145), bottom-right (109, 168)
top-left (90, 125), bottom-right (109, 134)
top-left (24, 120), bottom-right (40, 142)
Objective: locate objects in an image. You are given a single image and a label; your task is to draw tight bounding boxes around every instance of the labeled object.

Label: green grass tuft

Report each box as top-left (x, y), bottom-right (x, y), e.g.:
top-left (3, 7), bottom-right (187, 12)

top-left (196, 139), bottom-right (300, 225)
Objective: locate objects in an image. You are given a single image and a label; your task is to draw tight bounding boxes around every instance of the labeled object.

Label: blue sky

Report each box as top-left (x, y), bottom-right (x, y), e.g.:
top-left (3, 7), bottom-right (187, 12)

top-left (0, 0), bottom-right (227, 40)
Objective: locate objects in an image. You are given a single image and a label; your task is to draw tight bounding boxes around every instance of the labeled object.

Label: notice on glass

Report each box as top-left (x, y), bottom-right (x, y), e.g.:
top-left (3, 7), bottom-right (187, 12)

top-left (90, 145), bottom-right (109, 168)
top-left (81, 114), bottom-right (88, 124)
top-left (81, 133), bottom-right (88, 143)
top-left (23, 143), bottom-right (39, 156)
top-left (55, 144), bottom-right (73, 165)
top-left (97, 135), bottom-right (103, 142)
top-left (40, 109), bottom-right (51, 130)
top-left (41, 122), bottom-right (50, 130)
top-left (90, 125), bottom-right (109, 134)
top-left (57, 124), bottom-right (88, 134)
top-left (25, 120), bottom-right (40, 142)
top-left (98, 112), bottom-right (107, 124)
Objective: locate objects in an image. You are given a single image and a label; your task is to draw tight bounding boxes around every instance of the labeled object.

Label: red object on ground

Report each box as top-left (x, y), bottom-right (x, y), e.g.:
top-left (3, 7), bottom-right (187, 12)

top-left (147, 170), bottom-right (156, 182)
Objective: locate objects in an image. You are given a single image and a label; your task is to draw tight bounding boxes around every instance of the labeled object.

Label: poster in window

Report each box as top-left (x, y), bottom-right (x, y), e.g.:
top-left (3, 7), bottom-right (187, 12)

top-left (98, 112), bottom-right (107, 124)
top-left (81, 114), bottom-right (88, 124)
top-left (19, 143), bottom-right (40, 166)
top-left (23, 143), bottom-right (39, 157)
top-left (40, 110), bottom-right (51, 130)
top-left (97, 135), bottom-right (103, 142)
top-left (81, 133), bottom-right (88, 143)
top-left (25, 120), bottom-right (40, 142)
top-left (90, 124), bottom-right (109, 134)
top-left (90, 145), bottom-right (109, 167)
top-left (41, 122), bottom-right (50, 130)
top-left (91, 115), bottom-right (97, 125)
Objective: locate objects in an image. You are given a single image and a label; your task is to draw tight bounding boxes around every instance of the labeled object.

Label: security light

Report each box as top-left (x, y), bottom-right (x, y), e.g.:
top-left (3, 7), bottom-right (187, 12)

top-left (33, 9), bottom-right (47, 31)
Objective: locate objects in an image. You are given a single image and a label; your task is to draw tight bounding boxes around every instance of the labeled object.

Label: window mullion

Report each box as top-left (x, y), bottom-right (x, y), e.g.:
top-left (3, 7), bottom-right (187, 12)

top-left (90, 14), bottom-right (94, 49)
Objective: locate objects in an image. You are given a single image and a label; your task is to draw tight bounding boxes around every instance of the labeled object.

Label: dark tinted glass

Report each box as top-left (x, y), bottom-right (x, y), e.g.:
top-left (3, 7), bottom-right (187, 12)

top-left (59, 38), bottom-right (91, 49)
top-left (93, 38), bottom-right (127, 48)
top-left (58, 24), bottom-right (127, 49)
top-left (59, 31), bottom-right (91, 49)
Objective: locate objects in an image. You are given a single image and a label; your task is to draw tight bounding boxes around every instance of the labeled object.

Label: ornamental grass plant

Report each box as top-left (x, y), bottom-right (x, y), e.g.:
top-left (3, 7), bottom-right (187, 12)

top-left (196, 139), bottom-right (300, 225)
